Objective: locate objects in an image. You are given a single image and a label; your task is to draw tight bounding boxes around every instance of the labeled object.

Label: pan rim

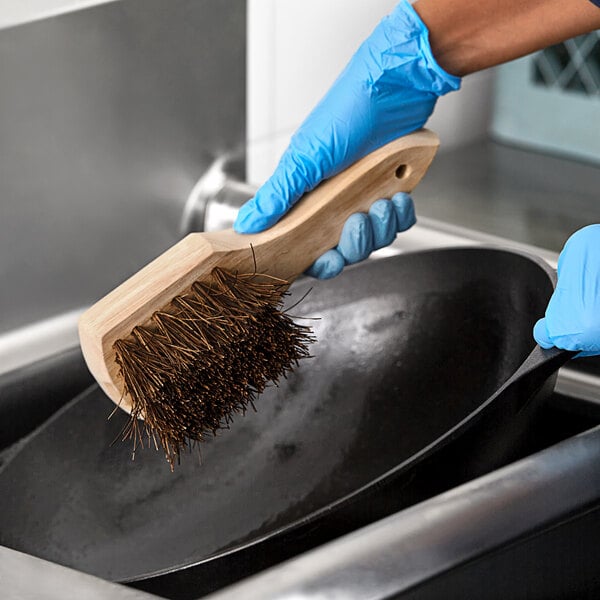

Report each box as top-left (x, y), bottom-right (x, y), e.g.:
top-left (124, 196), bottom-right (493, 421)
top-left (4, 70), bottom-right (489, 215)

top-left (122, 243), bottom-right (556, 583)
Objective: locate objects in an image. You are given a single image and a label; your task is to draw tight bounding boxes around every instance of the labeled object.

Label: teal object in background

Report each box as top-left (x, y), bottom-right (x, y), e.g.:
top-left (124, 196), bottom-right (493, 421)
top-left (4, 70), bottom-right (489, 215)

top-left (492, 32), bottom-right (600, 165)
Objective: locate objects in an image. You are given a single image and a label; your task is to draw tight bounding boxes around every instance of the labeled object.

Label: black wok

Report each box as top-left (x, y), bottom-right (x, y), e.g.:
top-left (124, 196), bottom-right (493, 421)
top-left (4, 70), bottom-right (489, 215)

top-left (0, 247), bottom-right (564, 599)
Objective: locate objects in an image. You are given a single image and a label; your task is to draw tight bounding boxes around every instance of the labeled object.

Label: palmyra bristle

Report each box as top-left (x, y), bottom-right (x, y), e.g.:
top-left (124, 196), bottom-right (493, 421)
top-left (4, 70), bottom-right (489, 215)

top-left (113, 266), bottom-right (315, 469)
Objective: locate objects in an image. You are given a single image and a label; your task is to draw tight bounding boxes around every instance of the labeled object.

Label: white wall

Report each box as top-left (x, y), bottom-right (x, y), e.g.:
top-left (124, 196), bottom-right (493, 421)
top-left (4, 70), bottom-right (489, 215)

top-left (247, 0), bottom-right (493, 185)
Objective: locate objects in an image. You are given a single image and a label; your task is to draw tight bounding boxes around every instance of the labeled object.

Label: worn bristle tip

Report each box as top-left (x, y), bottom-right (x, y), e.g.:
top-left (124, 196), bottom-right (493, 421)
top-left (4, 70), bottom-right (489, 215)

top-left (112, 266), bottom-right (315, 469)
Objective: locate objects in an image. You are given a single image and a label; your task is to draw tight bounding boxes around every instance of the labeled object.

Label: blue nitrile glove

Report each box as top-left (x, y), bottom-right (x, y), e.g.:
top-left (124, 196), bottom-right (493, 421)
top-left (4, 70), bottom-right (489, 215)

top-left (305, 192), bottom-right (416, 279)
top-left (534, 225), bottom-right (600, 357)
top-left (234, 0), bottom-right (460, 277)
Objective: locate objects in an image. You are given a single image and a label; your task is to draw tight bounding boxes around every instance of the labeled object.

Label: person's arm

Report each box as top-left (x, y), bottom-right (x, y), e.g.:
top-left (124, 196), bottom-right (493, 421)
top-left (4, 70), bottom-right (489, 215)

top-left (235, 0), bottom-right (460, 278)
top-left (235, 0), bottom-right (600, 280)
top-left (415, 0), bottom-right (600, 76)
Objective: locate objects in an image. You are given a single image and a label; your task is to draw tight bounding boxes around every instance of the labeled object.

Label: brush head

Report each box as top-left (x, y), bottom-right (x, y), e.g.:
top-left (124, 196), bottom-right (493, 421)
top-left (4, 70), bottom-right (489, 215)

top-left (112, 266), bottom-right (314, 468)
top-left (79, 131), bottom-right (440, 468)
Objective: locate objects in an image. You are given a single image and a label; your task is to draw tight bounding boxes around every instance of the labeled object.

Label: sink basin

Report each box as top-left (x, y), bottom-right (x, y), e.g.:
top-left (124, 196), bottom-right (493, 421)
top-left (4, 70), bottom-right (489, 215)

top-left (0, 246), bottom-right (573, 599)
top-left (4, 4), bottom-right (597, 599)
top-left (2, 237), bottom-right (600, 599)
top-left (203, 422), bottom-right (600, 600)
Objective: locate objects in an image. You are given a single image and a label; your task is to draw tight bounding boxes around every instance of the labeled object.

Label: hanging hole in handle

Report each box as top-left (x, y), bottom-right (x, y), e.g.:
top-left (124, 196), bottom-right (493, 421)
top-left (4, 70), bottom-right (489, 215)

top-left (395, 164), bottom-right (410, 179)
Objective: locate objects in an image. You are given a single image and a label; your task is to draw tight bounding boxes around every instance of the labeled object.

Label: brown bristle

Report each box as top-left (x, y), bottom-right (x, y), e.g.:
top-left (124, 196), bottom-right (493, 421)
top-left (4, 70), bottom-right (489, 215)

top-left (112, 266), bottom-right (315, 469)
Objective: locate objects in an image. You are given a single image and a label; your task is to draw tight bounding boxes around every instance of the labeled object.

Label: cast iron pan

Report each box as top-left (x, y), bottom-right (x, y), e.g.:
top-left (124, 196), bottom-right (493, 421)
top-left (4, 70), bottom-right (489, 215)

top-left (0, 247), bottom-right (570, 599)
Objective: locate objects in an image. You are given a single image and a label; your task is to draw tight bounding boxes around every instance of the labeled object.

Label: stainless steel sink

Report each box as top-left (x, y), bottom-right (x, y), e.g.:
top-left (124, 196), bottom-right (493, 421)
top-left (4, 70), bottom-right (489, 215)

top-left (3, 219), bottom-right (600, 600)
top-left (203, 423), bottom-right (600, 600)
top-left (2, 3), bottom-right (600, 599)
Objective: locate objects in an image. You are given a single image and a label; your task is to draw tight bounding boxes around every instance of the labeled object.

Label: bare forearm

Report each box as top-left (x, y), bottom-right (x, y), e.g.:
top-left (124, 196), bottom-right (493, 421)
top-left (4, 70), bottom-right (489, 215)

top-left (413, 0), bottom-right (600, 76)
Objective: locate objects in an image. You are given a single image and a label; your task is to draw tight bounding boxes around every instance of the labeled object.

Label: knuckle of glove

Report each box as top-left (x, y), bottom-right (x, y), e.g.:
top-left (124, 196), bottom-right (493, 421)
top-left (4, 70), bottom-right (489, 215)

top-left (391, 192), bottom-right (416, 232)
top-left (337, 213), bottom-right (374, 264)
top-left (306, 249), bottom-right (345, 280)
top-left (369, 200), bottom-right (397, 250)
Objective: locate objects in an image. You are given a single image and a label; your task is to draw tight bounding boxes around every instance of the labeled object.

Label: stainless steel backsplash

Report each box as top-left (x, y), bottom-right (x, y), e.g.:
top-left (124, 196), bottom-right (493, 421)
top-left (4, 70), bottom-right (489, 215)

top-left (0, 0), bottom-right (246, 333)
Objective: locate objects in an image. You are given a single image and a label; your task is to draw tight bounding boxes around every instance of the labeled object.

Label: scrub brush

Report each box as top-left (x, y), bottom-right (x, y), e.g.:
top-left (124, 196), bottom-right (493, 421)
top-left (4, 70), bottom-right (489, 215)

top-left (78, 129), bottom-right (439, 467)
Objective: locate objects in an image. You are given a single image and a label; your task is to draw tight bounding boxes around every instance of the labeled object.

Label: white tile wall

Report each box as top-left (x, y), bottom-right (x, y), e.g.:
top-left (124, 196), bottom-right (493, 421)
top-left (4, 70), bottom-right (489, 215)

top-left (247, 0), bottom-right (493, 185)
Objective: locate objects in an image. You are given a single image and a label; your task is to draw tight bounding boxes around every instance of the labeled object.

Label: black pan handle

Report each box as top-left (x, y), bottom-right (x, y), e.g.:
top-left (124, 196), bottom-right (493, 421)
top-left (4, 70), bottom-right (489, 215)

top-left (489, 345), bottom-right (577, 407)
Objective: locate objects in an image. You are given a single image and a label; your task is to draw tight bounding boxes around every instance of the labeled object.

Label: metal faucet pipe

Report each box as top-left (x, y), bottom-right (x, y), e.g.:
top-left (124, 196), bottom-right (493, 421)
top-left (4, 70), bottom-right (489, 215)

top-left (180, 157), bottom-right (256, 235)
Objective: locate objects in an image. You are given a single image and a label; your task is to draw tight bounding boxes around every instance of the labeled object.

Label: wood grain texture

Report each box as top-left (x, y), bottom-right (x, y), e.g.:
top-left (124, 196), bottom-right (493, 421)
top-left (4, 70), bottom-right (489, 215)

top-left (79, 129), bottom-right (439, 410)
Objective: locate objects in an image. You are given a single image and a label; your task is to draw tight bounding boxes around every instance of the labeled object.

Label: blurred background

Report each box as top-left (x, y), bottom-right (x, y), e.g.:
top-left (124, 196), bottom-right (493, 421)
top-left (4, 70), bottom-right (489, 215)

top-left (1, 3), bottom-right (600, 598)
top-left (0, 0), bottom-right (597, 339)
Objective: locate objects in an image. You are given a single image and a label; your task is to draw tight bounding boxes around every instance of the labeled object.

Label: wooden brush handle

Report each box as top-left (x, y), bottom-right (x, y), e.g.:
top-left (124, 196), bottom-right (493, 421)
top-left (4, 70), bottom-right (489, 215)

top-left (80, 129), bottom-right (439, 408)
top-left (202, 129), bottom-right (439, 281)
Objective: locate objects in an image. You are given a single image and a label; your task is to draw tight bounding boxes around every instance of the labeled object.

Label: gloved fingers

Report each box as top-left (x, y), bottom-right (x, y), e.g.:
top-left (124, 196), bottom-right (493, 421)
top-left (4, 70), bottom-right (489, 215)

top-left (369, 194), bottom-right (416, 249)
top-left (534, 317), bottom-right (600, 357)
top-left (304, 249), bottom-right (345, 280)
top-left (369, 199), bottom-right (398, 250)
top-left (306, 194), bottom-right (416, 279)
top-left (533, 318), bottom-right (554, 350)
top-left (306, 213), bottom-right (375, 279)
top-left (534, 225), bottom-right (600, 357)
top-left (234, 196), bottom-right (269, 234)
top-left (337, 213), bottom-right (374, 265)
top-left (234, 146), bottom-right (324, 234)
top-left (391, 192), bottom-right (416, 232)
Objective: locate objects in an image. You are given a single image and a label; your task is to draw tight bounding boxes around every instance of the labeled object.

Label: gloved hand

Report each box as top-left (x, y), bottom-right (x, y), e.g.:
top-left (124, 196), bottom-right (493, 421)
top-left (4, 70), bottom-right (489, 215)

top-left (234, 0), bottom-right (460, 277)
top-left (305, 192), bottom-right (416, 279)
top-left (534, 225), bottom-right (600, 357)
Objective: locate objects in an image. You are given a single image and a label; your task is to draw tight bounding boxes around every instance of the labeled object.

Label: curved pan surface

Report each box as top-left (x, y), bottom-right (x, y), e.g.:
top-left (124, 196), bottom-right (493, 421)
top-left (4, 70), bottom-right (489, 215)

top-left (0, 248), bottom-right (555, 594)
